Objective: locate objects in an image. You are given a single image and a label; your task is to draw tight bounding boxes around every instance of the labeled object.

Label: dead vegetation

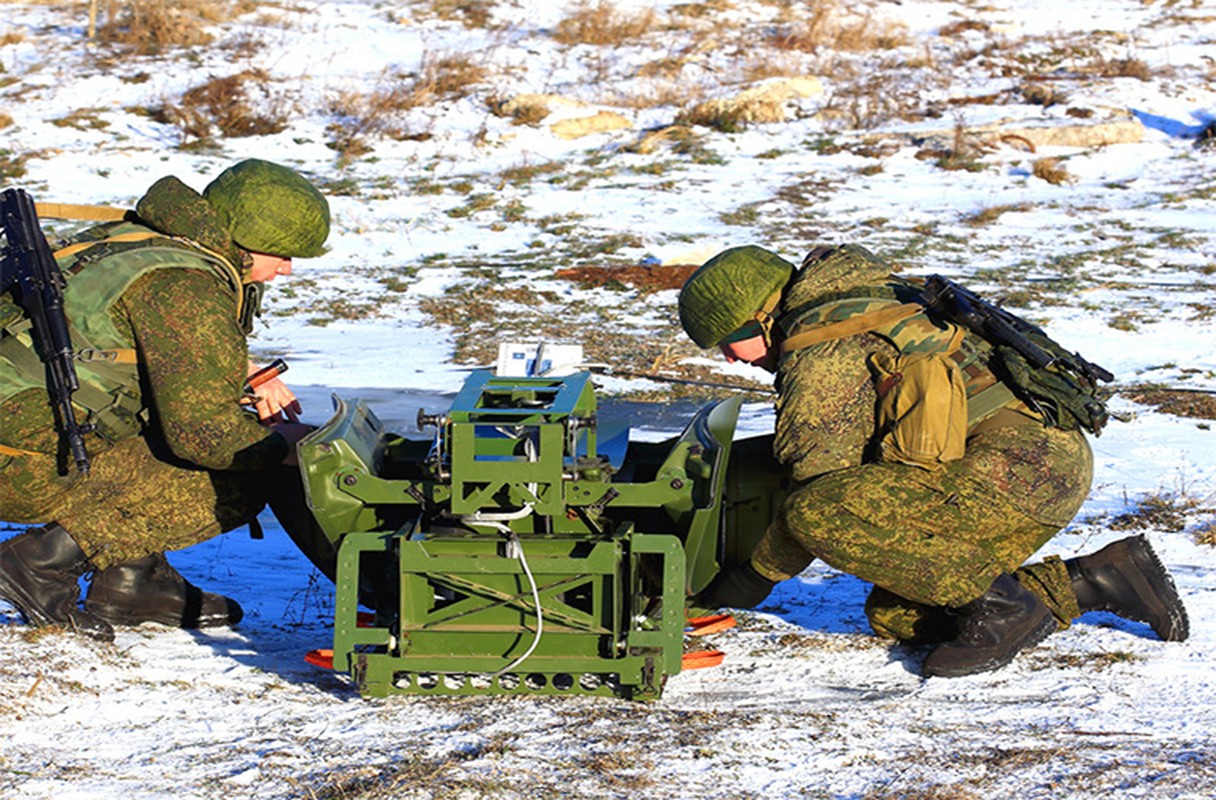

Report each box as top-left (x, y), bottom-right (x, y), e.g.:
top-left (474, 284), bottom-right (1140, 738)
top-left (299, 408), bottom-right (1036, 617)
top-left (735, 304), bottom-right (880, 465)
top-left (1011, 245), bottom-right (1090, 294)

top-left (554, 262), bottom-right (700, 292)
top-left (157, 69), bottom-right (289, 145)
top-left (963, 203), bottom-right (1033, 227)
top-left (551, 1), bottom-right (659, 47)
top-left (90, 0), bottom-right (254, 53)
top-left (1108, 491), bottom-right (1200, 533)
top-left (768, 2), bottom-right (909, 53)
top-left (326, 53), bottom-right (487, 156)
top-left (1032, 157), bottom-right (1073, 185)
top-left (421, 0), bottom-right (495, 29)
top-left (677, 76), bottom-right (824, 131)
top-left (1088, 55), bottom-right (1154, 81)
top-left (915, 121), bottom-right (989, 173)
top-left (1123, 388), bottom-right (1216, 420)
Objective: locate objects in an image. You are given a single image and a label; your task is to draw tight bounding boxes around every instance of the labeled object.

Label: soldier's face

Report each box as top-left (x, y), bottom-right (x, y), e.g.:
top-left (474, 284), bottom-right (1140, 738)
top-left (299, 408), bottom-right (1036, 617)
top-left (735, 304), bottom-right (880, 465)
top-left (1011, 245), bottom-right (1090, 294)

top-left (720, 334), bottom-right (776, 372)
top-left (248, 252), bottom-right (294, 283)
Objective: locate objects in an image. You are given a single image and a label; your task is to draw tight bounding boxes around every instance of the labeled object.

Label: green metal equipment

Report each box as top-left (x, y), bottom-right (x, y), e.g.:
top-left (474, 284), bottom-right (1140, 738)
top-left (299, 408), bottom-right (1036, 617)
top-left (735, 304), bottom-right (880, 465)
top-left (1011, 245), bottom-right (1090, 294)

top-left (297, 368), bottom-right (786, 700)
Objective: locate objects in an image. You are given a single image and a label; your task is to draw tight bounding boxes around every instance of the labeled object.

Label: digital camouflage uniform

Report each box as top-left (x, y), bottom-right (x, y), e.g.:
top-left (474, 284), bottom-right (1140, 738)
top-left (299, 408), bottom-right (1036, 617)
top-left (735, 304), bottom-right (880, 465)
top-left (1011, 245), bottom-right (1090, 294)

top-left (747, 245), bottom-right (1092, 642)
top-left (0, 176), bottom-right (301, 569)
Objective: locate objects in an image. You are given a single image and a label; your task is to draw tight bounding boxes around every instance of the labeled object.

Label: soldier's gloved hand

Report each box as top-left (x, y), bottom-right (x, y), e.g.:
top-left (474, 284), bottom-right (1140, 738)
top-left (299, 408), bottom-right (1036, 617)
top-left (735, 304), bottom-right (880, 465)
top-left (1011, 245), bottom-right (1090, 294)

top-left (698, 561), bottom-right (777, 609)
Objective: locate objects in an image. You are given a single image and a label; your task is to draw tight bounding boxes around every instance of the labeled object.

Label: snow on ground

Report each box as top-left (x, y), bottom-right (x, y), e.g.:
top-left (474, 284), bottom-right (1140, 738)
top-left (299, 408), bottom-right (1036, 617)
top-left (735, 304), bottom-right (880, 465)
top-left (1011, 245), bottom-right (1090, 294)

top-left (2, 1), bottom-right (1216, 797)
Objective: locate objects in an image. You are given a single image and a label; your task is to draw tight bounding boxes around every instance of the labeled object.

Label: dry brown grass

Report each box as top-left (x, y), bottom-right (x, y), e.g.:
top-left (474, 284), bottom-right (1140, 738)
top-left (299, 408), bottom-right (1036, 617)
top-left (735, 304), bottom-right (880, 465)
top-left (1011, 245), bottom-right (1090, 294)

top-left (425, 53), bottom-right (488, 98)
top-left (939, 20), bottom-right (991, 37)
top-left (1109, 492), bottom-right (1199, 533)
top-left (677, 98), bottom-right (750, 133)
top-left (0, 148), bottom-right (28, 180)
top-left (1032, 157), bottom-right (1073, 185)
top-left (1020, 81), bottom-right (1069, 107)
top-left (428, 0), bottom-right (494, 29)
top-left (1124, 388), bottom-right (1216, 420)
top-left (327, 53), bottom-right (487, 156)
top-left (159, 68), bottom-right (289, 144)
top-left (769, 1), bottom-right (908, 53)
top-left (1090, 55), bottom-right (1154, 81)
top-left (487, 94), bottom-right (552, 126)
top-left (552, 1), bottom-right (659, 47)
top-left (915, 120), bottom-right (988, 172)
top-left (865, 785), bottom-right (981, 800)
top-left (92, 0), bottom-right (254, 53)
top-left (963, 203), bottom-right (1033, 227)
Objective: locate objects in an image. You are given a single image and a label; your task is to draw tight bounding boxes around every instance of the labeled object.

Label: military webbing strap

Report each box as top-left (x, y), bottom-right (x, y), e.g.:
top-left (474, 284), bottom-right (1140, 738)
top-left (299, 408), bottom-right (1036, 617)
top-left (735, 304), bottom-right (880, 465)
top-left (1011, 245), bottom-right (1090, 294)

top-left (76, 348), bottom-right (138, 365)
top-left (34, 202), bottom-right (128, 222)
top-left (753, 289), bottom-right (784, 342)
top-left (0, 318), bottom-right (144, 445)
top-left (53, 231), bottom-right (247, 327)
top-left (26, 234), bottom-right (172, 367)
top-left (780, 298), bottom-right (1019, 426)
top-left (55, 231), bottom-right (171, 262)
top-left (779, 302), bottom-right (922, 356)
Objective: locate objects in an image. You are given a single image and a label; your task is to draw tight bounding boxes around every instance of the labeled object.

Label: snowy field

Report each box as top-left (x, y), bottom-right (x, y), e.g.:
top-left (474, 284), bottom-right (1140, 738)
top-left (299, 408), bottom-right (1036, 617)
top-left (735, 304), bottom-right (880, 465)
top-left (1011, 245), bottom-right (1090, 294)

top-left (2, 0), bottom-right (1216, 797)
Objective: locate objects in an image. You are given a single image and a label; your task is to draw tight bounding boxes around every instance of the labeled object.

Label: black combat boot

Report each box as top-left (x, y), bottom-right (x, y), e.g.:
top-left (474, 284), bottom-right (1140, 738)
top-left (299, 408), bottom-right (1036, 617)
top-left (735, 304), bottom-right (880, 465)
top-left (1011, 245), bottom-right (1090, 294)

top-left (697, 560), bottom-right (777, 609)
top-left (0, 524), bottom-right (115, 642)
top-left (1066, 535), bottom-right (1189, 641)
top-left (921, 573), bottom-right (1056, 678)
top-left (85, 553), bottom-right (243, 629)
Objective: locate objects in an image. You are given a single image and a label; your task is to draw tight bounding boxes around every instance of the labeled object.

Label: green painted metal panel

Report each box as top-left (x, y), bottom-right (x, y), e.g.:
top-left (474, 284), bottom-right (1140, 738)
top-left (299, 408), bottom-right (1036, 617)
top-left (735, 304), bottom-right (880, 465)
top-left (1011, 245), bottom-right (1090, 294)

top-left (297, 368), bottom-right (786, 700)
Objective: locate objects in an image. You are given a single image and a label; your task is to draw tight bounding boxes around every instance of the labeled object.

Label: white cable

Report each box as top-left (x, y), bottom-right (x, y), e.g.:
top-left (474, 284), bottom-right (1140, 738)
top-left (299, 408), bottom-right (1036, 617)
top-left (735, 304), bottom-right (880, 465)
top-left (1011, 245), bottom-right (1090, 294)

top-left (465, 505), bottom-right (533, 524)
top-left (493, 530), bottom-right (543, 677)
top-left (460, 509), bottom-right (543, 677)
top-left (460, 425), bottom-right (545, 677)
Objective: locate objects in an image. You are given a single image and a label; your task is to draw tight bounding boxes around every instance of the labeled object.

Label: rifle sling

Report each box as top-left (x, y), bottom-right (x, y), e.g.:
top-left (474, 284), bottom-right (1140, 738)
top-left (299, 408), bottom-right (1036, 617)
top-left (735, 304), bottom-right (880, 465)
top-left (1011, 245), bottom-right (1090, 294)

top-left (34, 202), bottom-right (128, 222)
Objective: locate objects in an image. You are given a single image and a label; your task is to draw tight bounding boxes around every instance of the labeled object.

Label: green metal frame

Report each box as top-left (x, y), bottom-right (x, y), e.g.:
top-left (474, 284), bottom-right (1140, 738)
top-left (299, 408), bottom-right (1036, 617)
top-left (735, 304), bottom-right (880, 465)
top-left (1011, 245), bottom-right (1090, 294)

top-left (299, 369), bottom-right (752, 700)
top-left (333, 527), bottom-right (684, 698)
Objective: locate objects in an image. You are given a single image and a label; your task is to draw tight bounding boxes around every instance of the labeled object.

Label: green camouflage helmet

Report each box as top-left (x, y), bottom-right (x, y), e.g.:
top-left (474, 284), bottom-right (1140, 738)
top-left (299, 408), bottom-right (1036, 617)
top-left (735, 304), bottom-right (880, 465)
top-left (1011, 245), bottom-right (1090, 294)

top-left (678, 246), bottom-right (795, 348)
top-left (203, 159), bottom-right (330, 258)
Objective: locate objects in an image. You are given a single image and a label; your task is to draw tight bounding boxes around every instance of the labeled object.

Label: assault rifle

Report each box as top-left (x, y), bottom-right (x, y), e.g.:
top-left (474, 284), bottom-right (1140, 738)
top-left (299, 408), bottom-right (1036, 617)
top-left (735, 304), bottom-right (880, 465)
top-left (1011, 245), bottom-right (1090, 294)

top-left (1, 188), bottom-right (91, 475)
top-left (918, 274), bottom-right (1114, 387)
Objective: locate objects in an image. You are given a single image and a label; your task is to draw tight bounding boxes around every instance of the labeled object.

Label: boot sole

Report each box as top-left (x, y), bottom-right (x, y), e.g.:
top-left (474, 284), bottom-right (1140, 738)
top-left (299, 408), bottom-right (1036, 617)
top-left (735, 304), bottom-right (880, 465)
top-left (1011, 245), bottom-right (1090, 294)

top-left (86, 607), bottom-right (238, 629)
top-left (1122, 535), bottom-right (1190, 642)
top-left (922, 608), bottom-right (1057, 679)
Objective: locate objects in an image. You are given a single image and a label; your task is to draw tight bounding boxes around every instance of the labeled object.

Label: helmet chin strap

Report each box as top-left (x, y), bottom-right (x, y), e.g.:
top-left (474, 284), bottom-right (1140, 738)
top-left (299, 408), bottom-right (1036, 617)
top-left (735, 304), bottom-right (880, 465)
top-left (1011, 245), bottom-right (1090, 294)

top-left (751, 288), bottom-right (784, 346)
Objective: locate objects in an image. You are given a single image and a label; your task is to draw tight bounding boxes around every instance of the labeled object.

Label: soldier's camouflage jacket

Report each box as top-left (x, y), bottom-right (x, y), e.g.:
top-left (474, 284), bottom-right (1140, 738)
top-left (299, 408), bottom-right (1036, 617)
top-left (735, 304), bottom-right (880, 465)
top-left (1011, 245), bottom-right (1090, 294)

top-left (0, 176), bottom-right (290, 566)
top-left (751, 245), bottom-right (1093, 639)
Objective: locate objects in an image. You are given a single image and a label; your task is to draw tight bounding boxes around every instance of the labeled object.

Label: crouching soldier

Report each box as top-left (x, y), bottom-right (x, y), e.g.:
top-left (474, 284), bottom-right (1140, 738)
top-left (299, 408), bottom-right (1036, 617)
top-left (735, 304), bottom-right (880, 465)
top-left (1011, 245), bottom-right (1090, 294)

top-left (0, 159), bottom-right (333, 642)
top-left (679, 244), bottom-right (1189, 677)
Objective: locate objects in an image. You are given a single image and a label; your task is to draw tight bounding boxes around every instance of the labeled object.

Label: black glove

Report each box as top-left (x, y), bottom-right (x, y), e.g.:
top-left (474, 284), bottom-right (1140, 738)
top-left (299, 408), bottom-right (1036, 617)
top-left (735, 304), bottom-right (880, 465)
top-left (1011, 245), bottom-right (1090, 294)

top-left (698, 561), bottom-right (777, 609)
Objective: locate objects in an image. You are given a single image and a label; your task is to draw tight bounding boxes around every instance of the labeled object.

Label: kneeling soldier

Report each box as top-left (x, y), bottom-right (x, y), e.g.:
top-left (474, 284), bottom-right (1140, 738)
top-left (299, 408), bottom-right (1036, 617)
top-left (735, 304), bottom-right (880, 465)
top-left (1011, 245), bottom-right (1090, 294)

top-left (0, 160), bottom-right (332, 641)
top-left (679, 244), bottom-right (1188, 677)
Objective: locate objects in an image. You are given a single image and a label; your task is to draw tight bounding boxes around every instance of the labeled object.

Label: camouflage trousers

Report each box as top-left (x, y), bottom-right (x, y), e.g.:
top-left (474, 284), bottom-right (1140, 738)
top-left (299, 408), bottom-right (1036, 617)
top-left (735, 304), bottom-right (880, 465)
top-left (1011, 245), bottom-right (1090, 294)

top-left (0, 435), bottom-right (319, 571)
top-left (751, 409), bottom-right (1092, 642)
